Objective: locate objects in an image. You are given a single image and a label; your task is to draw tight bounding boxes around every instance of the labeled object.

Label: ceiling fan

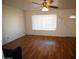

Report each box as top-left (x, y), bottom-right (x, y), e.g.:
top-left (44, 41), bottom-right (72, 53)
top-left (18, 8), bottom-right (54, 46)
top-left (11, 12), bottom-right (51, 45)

top-left (32, 0), bottom-right (58, 11)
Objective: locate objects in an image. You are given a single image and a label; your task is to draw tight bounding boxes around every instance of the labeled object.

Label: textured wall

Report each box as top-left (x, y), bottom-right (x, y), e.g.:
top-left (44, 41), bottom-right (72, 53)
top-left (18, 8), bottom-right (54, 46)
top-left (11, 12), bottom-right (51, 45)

top-left (25, 9), bottom-right (76, 37)
top-left (2, 5), bottom-right (26, 45)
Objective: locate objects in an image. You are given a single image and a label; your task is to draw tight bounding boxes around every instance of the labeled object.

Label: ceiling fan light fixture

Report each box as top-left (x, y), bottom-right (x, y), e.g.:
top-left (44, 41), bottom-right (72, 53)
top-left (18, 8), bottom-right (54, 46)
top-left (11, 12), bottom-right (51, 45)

top-left (42, 7), bottom-right (48, 11)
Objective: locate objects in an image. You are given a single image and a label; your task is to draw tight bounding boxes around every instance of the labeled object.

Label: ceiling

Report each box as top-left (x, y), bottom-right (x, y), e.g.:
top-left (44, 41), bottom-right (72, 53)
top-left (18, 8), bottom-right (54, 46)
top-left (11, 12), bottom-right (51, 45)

top-left (3, 0), bottom-right (76, 11)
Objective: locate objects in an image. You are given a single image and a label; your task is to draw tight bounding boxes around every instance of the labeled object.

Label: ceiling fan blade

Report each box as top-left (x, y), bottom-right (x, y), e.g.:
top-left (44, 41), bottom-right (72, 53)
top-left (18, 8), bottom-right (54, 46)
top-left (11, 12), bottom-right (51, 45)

top-left (43, 0), bottom-right (47, 1)
top-left (48, 0), bottom-right (53, 4)
top-left (32, 2), bottom-right (42, 5)
top-left (49, 6), bottom-right (58, 8)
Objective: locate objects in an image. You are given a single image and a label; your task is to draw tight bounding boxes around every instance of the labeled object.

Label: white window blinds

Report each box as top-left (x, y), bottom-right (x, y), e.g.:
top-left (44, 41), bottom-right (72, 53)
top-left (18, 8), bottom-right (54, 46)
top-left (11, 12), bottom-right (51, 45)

top-left (32, 15), bottom-right (57, 31)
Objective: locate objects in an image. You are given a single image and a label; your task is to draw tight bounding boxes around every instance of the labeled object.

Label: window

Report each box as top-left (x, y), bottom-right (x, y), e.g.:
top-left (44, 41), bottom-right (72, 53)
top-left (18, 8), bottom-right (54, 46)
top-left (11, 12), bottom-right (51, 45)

top-left (32, 15), bottom-right (57, 31)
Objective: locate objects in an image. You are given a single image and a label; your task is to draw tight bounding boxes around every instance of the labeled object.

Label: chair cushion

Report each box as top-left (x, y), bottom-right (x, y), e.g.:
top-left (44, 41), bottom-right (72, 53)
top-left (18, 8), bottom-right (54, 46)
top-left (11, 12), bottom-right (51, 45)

top-left (3, 47), bottom-right (22, 59)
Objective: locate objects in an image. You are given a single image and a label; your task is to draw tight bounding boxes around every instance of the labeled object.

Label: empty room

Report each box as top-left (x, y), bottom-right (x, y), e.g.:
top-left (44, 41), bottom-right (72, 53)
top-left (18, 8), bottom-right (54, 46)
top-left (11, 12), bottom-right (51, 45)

top-left (2, 0), bottom-right (76, 59)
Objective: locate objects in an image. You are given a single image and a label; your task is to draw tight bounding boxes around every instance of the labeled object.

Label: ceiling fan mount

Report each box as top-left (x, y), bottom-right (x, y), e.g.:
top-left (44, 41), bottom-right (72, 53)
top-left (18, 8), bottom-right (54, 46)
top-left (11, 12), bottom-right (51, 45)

top-left (42, 1), bottom-right (48, 7)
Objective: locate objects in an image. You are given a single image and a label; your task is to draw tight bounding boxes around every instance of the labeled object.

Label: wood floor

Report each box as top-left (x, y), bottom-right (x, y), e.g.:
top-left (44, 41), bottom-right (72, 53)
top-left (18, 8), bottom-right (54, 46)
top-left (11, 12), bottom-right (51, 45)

top-left (3, 35), bottom-right (76, 59)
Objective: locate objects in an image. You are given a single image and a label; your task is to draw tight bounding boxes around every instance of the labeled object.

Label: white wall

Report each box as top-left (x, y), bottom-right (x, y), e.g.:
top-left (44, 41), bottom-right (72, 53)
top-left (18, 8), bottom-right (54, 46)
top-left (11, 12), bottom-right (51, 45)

top-left (2, 5), bottom-right (26, 45)
top-left (25, 9), bottom-right (76, 37)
